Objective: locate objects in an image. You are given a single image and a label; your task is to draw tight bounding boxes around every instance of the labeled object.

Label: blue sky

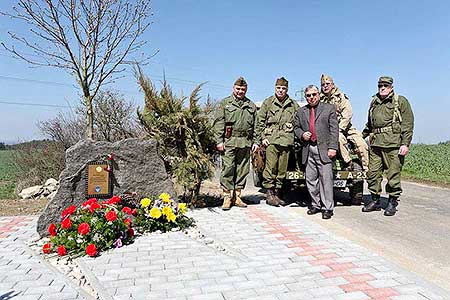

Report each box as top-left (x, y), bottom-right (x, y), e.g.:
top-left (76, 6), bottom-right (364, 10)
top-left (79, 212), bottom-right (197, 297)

top-left (1, 0), bottom-right (449, 144)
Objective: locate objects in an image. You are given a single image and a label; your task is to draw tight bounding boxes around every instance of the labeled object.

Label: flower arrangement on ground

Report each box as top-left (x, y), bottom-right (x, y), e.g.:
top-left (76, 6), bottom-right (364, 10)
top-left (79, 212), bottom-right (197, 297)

top-left (133, 192), bottom-right (194, 233)
top-left (43, 193), bottom-right (194, 257)
top-left (44, 196), bottom-right (135, 257)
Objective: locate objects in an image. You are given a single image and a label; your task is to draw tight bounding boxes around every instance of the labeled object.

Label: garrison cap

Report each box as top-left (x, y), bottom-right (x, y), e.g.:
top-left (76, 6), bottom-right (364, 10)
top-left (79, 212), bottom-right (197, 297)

top-left (234, 76), bottom-right (247, 86)
top-left (275, 77), bottom-right (288, 87)
top-left (378, 76), bottom-right (394, 85)
top-left (320, 74), bottom-right (333, 83)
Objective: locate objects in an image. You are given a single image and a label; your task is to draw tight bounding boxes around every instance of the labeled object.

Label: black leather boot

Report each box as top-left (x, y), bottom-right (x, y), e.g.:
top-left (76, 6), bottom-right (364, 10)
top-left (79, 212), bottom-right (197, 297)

top-left (362, 195), bottom-right (381, 212)
top-left (384, 196), bottom-right (398, 216)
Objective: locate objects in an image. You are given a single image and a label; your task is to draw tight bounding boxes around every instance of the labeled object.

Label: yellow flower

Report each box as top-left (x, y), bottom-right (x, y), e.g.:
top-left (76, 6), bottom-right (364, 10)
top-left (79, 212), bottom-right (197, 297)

top-left (140, 198), bottom-right (151, 208)
top-left (149, 207), bottom-right (162, 219)
top-left (159, 193), bottom-right (171, 203)
top-left (166, 212), bottom-right (176, 222)
top-left (162, 206), bottom-right (172, 216)
top-left (178, 203), bottom-right (187, 214)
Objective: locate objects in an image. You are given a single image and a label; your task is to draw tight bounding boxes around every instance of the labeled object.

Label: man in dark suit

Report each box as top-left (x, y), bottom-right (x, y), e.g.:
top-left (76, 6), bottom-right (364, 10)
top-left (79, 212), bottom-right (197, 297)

top-left (294, 85), bottom-right (339, 219)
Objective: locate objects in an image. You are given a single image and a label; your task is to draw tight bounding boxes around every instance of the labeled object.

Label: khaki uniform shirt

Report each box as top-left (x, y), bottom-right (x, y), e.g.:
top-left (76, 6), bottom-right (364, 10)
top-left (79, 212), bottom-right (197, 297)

top-left (255, 95), bottom-right (299, 147)
top-left (213, 95), bottom-right (257, 148)
top-left (320, 87), bottom-right (352, 132)
top-left (362, 93), bottom-right (414, 148)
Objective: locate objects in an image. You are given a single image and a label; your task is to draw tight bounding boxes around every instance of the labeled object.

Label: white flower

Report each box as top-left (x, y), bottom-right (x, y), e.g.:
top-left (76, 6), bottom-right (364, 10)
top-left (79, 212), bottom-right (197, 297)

top-left (93, 233), bottom-right (101, 242)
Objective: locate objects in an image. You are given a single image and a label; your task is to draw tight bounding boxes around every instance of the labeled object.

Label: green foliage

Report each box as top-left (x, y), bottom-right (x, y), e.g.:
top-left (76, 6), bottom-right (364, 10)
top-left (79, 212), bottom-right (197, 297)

top-left (403, 143), bottom-right (450, 184)
top-left (135, 67), bottom-right (215, 203)
top-left (0, 150), bottom-right (18, 199)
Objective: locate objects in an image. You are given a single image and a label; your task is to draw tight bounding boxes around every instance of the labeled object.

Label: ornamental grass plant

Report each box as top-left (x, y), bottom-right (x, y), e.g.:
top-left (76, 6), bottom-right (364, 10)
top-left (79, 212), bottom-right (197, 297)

top-left (43, 193), bottom-right (194, 257)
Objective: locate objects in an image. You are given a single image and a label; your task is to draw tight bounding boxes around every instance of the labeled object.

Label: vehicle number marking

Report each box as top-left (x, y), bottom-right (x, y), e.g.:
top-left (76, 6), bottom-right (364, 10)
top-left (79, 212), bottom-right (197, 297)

top-left (333, 179), bottom-right (346, 188)
top-left (286, 171), bottom-right (303, 180)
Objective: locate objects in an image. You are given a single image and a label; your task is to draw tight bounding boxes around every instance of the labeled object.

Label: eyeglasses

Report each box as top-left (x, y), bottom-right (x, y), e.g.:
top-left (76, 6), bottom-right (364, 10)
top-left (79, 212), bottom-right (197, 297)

top-left (305, 93), bottom-right (318, 98)
top-left (378, 84), bottom-right (391, 88)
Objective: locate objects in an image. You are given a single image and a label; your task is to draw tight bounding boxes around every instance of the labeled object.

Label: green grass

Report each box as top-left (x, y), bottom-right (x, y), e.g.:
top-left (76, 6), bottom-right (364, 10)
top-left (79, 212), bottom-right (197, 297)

top-left (403, 143), bottom-right (450, 185)
top-left (0, 150), bottom-right (18, 199)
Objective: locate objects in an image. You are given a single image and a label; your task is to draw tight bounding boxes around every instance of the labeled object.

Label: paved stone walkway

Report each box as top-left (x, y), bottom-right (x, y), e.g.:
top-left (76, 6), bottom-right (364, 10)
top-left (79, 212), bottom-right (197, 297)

top-left (1, 204), bottom-right (449, 300)
top-left (0, 216), bottom-right (88, 300)
top-left (80, 204), bottom-right (448, 300)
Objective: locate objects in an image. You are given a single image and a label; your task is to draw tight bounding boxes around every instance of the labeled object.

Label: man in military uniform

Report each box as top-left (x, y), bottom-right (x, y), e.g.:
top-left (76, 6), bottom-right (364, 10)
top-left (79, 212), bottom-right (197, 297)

top-left (320, 74), bottom-right (369, 171)
top-left (362, 76), bottom-right (414, 216)
top-left (213, 77), bottom-right (258, 211)
top-left (255, 77), bottom-right (299, 206)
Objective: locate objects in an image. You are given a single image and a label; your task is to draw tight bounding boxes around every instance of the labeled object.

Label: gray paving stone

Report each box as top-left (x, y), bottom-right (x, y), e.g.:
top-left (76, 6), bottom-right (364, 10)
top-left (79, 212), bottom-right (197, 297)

top-left (307, 285), bottom-right (344, 297)
top-left (150, 281), bottom-right (184, 291)
top-left (221, 288), bottom-right (257, 299)
top-left (334, 291), bottom-right (370, 300)
top-left (201, 283), bottom-right (236, 293)
top-left (368, 278), bottom-right (401, 288)
top-left (187, 293), bottom-right (224, 300)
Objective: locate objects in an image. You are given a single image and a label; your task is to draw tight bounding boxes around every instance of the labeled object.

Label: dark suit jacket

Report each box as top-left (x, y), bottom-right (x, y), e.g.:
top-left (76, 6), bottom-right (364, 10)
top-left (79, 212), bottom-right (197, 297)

top-left (294, 102), bottom-right (339, 164)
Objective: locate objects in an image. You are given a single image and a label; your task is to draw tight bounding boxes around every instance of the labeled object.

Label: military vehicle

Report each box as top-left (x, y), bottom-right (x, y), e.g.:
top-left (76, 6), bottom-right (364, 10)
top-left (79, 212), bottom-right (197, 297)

top-left (252, 140), bottom-right (366, 205)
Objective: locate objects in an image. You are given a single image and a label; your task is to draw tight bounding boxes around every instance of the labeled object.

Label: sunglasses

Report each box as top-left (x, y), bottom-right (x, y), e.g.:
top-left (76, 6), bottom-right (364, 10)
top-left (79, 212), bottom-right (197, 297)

top-left (378, 84), bottom-right (391, 88)
top-left (306, 93), bottom-right (318, 98)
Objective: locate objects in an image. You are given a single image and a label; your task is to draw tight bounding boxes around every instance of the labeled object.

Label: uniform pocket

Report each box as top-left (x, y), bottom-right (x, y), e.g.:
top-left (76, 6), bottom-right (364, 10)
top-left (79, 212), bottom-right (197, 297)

top-left (284, 122), bottom-right (293, 133)
top-left (224, 105), bottom-right (238, 123)
top-left (264, 128), bottom-right (273, 135)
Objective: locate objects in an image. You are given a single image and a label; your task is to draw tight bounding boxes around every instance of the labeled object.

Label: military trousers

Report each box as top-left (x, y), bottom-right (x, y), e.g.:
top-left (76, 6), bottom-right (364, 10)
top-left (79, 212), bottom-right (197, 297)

top-left (367, 146), bottom-right (404, 198)
top-left (220, 146), bottom-right (251, 191)
top-left (262, 144), bottom-right (290, 189)
top-left (339, 128), bottom-right (369, 170)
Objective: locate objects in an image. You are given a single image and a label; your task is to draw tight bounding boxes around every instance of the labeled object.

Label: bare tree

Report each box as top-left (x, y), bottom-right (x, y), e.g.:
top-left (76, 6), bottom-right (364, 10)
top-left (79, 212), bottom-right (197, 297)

top-left (2, 0), bottom-right (152, 139)
top-left (38, 89), bottom-right (142, 148)
top-left (38, 109), bottom-right (85, 149)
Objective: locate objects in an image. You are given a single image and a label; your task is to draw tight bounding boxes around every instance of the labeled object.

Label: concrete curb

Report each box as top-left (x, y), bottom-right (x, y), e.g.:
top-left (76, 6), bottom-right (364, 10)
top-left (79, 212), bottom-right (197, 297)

top-left (76, 258), bottom-right (114, 300)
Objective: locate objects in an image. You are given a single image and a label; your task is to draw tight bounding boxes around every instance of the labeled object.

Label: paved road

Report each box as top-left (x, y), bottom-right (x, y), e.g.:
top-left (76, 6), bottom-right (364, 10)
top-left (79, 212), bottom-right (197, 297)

top-left (319, 181), bottom-right (450, 293)
top-left (242, 171), bottom-right (450, 293)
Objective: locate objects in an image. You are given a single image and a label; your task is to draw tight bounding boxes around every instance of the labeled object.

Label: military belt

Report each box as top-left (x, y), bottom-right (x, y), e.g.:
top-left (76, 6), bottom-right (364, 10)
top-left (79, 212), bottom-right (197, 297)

top-left (372, 126), bottom-right (393, 134)
top-left (232, 131), bottom-right (250, 137)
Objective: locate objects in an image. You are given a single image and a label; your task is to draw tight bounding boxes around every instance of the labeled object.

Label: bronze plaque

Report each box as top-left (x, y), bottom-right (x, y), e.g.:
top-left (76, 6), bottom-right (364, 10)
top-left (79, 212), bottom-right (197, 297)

top-left (86, 161), bottom-right (112, 198)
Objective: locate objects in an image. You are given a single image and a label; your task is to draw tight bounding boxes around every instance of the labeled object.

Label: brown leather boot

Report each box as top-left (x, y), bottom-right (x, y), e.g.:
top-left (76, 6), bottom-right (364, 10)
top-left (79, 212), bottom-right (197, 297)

top-left (233, 189), bottom-right (247, 208)
top-left (222, 190), bottom-right (232, 211)
top-left (266, 188), bottom-right (280, 206)
top-left (275, 188), bottom-right (286, 206)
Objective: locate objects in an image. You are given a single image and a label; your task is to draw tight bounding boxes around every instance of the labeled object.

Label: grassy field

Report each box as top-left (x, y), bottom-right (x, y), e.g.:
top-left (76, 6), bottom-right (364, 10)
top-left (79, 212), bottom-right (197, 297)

top-left (0, 150), bottom-right (18, 199)
top-left (0, 143), bottom-right (449, 200)
top-left (403, 143), bottom-right (450, 185)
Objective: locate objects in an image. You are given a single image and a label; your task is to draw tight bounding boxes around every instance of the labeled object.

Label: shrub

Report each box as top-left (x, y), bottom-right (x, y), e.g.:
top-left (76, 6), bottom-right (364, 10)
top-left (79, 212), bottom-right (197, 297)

top-left (136, 67), bottom-right (216, 204)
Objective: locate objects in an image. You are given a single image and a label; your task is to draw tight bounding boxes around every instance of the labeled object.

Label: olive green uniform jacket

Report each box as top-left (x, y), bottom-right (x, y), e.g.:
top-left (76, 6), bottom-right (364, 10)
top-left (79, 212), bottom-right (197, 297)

top-left (362, 92), bottom-right (414, 198)
top-left (213, 95), bottom-right (257, 191)
top-left (213, 95), bottom-right (257, 147)
top-left (362, 93), bottom-right (414, 148)
top-left (255, 95), bottom-right (299, 147)
top-left (255, 95), bottom-right (299, 189)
